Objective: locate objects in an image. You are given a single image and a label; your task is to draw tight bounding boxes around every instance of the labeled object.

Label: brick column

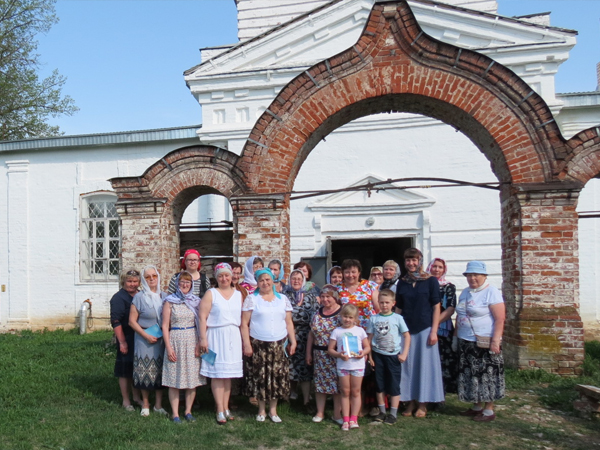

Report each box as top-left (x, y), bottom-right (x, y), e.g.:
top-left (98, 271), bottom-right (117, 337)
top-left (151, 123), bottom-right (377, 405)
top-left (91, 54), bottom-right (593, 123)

top-left (501, 184), bottom-right (584, 375)
top-left (232, 194), bottom-right (290, 270)
top-left (116, 199), bottom-right (180, 291)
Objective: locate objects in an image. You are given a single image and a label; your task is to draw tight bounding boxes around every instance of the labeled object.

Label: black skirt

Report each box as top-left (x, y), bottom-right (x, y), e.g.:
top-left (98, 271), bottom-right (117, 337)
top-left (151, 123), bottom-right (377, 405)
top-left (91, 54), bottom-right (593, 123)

top-left (114, 331), bottom-right (135, 378)
top-left (457, 339), bottom-right (505, 403)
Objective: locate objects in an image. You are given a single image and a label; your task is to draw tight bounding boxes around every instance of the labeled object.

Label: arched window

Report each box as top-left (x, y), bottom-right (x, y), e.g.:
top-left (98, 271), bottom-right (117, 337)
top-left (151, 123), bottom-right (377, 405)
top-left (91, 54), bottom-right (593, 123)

top-left (80, 193), bottom-right (120, 281)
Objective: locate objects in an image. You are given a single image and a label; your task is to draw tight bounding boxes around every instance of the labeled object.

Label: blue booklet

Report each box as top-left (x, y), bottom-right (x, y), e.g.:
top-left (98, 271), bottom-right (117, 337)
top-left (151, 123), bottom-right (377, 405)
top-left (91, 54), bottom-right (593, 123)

top-left (343, 335), bottom-right (360, 358)
top-left (201, 349), bottom-right (217, 365)
top-left (145, 324), bottom-right (163, 338)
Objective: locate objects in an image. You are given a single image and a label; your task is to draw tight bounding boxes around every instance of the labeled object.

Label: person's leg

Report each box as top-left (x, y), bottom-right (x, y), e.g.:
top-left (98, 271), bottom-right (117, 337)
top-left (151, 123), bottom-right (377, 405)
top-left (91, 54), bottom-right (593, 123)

top-left (223, 379), bottom-right (232, 412)
top-left (332, 393), bottom-right (342, 421)
top-left (168, 388), bottom-right (180, 418)
top-left (349, 375), bottom-right (363, 419)
top-left (338, 375), bottom-right (351, 420)
top-left (415, 402), bottom-right (428, 417)
top-left (131, 382), bottom-right (142, 405)
top-left (141, 389), bottom-right (150, 409)
top-left (119, 377), bottom-right (131, 406)
top-left (300, 381), bottom-right (311, 405)
top-left (184, 388), bottom-right (196, 416)
top-left (268, 399), bottom-right (279, 417)
top-left (315, 393), bottom-right (327, 418)
top-left (211, 378), bottom-right (225, 413)
top-left (257, 400), bottom-right (267, 417)
top-left (154, 389), bottom-right (163, 409)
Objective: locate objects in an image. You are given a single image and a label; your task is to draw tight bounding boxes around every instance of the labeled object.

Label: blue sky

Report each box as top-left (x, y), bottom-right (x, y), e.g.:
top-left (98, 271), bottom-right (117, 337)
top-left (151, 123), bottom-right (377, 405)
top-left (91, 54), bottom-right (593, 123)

top-left (37, 0), bottom-right (600, 137)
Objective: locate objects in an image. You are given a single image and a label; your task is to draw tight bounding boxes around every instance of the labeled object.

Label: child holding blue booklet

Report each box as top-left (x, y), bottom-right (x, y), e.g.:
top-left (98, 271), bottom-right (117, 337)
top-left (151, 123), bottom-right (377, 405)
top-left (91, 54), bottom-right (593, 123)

top-left (328, 304), bottom-right (371, 431)
top-left (367, 289), bottom-right (411, 425)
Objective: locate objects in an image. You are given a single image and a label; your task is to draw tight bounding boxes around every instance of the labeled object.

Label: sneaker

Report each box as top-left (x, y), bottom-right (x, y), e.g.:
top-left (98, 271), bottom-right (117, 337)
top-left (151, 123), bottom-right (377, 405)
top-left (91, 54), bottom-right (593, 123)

top-left (268, 414), bottom-right (282, 423)
top-left (312, 415), bottom-right (324, 423)
top-left (123, 405), bottom-right (135, 412)
top-left (341, 421), bottom-right (350, 431)
top-left (373, 412), bottom-right (386, 422)
top-left (369, 407), bottom-right (381, 417)
top-left (184, 413), bottom-right (196, 422)
top-left (332, 417), bottom-right (344, 425)
top-left (349, 421), bottom-right (359, 429)
top-left (383, 414), bottom-right (397, 425)
top-left (172, 417), bottom-right (182, 424)
top-left (153, 407), bottom-right (168, 416)
top-left (140, 408), bottom-right (150, 417)
top-left (256, 414), bottom-right (266, 422)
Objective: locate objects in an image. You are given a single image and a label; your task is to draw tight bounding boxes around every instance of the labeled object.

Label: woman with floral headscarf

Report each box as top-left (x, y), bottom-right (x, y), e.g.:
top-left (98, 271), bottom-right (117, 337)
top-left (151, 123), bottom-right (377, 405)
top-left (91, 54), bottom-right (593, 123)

top-left (129, 265), bottom-right (167, 417)
top-left (427, 257), bottom-right (458, 394)
top-left (395, 248), bottom-right (444, 418)
top-left (284, 269), bottom-right (320, 406)
top-left (162, 271), bottom-right (205, 423)
top-left (240, 256), bottom-right (264, 294)
top-left (167, 249), bottom-right (211, 298)
top-left (198, 263), bottom-right (243, 424)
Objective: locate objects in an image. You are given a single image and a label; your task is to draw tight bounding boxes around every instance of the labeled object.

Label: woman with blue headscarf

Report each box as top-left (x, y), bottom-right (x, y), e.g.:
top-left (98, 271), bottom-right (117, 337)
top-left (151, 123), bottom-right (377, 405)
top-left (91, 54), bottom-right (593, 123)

top-left (161, 271), bottom-right (206, 423)
top-left (284, 269), bottom-right (319, 406)
top-left (241, 268), bottom-right (297, 423)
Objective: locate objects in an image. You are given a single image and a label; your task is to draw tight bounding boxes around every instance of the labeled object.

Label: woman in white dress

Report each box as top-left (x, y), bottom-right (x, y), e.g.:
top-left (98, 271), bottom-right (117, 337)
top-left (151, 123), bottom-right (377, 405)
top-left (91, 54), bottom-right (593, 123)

top-left (198, 263), bottom-right (243, 424)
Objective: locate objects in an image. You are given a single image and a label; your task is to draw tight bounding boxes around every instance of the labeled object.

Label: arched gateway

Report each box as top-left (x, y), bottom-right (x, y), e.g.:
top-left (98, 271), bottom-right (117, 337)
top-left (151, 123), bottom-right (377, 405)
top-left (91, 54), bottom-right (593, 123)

top-left (112, 1), bottom-right (600, 374)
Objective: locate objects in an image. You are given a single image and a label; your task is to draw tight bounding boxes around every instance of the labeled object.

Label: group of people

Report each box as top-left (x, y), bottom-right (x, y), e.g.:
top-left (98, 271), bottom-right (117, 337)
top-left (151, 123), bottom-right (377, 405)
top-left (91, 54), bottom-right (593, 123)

top-left (110, 247), bottom-right (506, 428)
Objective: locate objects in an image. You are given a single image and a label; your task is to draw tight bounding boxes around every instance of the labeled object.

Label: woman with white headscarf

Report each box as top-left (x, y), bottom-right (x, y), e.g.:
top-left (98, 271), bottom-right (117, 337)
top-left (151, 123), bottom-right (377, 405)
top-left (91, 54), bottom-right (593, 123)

top-left (162, 271), bottom-right (206, 423)
top-left (381, 260), bottom-right (401, 293)
top-left (240, 256), bottom-right (264, 295)
top-left (129, 265), bottom-right (167, 417)
top-left (284, 269), bottom-right (320, 406)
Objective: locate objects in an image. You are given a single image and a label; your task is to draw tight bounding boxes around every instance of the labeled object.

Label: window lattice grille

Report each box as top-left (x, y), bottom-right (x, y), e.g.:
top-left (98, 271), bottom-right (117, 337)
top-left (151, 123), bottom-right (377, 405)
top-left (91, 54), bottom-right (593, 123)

top-left (81, 199), bottom-right (120, 281)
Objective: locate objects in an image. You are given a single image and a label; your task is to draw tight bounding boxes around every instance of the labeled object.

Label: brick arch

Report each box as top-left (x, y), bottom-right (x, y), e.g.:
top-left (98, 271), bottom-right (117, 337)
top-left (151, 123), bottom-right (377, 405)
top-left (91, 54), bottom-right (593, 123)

top-left (110, 145), bottom-right (247, 284)
top-left (238, 1), bottom-right (579, 192)
top-left (558, 128), bottom-right (600, 183)
top-left (234, 1), bottom-right (587, 374)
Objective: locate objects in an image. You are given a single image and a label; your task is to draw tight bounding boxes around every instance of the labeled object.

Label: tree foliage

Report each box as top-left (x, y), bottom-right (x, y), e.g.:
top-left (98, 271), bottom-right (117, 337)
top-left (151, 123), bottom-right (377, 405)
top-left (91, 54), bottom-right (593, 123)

top-left (0, 0), bottom-right (77, 141)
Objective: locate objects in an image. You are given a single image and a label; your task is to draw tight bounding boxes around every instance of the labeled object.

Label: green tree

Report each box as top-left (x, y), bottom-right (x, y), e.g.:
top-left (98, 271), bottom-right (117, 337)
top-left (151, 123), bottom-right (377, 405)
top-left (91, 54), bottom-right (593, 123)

top-left (0, 0), bottom-right (77, 141)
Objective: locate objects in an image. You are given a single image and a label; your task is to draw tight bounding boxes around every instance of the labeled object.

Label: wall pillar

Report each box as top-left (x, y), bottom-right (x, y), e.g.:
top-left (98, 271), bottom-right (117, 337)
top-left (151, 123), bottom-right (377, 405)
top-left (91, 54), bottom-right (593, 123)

top-left (116, 200), bottom-right (179, 290)
top-left (232, 195), bottom-right (290, 270)
top-left (501, 184), bottom-right (584, 375)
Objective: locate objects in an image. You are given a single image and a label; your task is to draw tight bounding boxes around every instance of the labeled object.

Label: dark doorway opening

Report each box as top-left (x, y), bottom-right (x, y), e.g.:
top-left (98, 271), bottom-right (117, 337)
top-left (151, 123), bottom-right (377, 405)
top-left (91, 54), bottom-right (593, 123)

top-left (330, 237), bottom-right (413, 280)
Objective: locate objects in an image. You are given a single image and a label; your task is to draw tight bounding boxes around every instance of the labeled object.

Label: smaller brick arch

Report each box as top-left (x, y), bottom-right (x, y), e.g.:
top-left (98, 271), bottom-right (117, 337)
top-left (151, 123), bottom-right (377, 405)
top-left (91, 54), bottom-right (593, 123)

top-left (110, 145), bottom-right (247, 281)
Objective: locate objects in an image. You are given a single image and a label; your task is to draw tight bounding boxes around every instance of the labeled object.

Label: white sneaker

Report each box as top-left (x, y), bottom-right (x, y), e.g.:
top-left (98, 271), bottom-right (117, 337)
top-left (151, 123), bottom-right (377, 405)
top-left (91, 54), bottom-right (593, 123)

top-left (269, 414), bottom-right (282, 423)
top-left (256, 414), bottom-right (266, 422)
top-left (140, 408), bottom-right (150, 417)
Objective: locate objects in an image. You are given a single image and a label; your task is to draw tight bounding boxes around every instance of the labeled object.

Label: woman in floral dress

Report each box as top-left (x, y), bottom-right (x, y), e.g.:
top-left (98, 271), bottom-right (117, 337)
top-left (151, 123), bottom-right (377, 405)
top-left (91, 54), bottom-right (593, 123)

top-left (337, 259), bottom-right (379, 329)
top-left (284, 269), bottom-right (320, 406)
top-left (306, 284), bottom-right (342, 423)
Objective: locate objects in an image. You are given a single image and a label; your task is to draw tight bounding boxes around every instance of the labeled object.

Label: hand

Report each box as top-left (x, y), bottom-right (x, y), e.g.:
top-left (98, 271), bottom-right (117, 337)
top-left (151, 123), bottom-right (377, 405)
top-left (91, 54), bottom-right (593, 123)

top-left (490, 340), bottom-right (501, 354)
top-left (356, 350), bottom-right (364, 359)
top-left (145, 334), bottom-right (158, 345)
top-left (167, 348), bottom-right (177, 362)
top-left (397, 353), bottom-right (407, 363)
top-left (287, 341), bottom-right (297, 357)
top-left (305, 352), bottom-right (313, 366)
top-left (340, 353), bottom-right (350, 361)
top-left (451, 336), bottom-right (458, 353)
top-left (119, 342), bottom-right (128, 355)
top-left (198, 338), bottom-right (208, 355)
top-left (243, 343), bottom-right (253, 358)
top-left (195, 342), bottom-right (201, 358)
top-left (427, 332), bottom-right (438, 346)
top-left (368, 357), bottom-right (375, 367)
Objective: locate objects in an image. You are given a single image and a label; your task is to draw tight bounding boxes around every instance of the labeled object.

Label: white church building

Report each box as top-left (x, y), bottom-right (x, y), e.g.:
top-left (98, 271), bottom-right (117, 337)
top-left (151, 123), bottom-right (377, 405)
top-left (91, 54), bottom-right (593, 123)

top-left (0, 0), bottom-right (599, 341)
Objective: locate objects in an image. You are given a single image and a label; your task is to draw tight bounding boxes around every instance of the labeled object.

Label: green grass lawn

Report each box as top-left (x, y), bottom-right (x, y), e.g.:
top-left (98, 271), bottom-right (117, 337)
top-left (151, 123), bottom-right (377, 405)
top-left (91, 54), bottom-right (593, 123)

top-left (1, 329), bottom-right (599, 450)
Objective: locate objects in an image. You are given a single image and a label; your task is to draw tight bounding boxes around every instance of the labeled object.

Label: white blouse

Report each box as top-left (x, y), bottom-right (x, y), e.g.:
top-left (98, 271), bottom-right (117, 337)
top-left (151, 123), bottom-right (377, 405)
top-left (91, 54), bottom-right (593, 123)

top-left (456, 284), bottom-right (504, 341)
top-left (242, 293), bottom-right (293, 342)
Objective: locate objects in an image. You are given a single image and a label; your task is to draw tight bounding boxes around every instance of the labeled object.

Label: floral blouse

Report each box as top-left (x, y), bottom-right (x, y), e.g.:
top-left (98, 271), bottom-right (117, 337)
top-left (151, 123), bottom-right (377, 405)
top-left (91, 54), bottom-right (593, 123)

top-left (337, 279), bottom-right (378, 329)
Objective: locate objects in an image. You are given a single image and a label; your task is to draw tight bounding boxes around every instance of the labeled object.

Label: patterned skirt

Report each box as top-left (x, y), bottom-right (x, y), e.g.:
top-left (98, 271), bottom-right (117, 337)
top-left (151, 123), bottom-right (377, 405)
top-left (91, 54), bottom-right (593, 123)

top-left (133, 334), bottom-right (164, 390)
top-left (290, 325), bottom-right (313, 382)
top-left (457, 339), bottom-right (505, 403)
top-left (243, 337), bottom-right (290, 401)
top-left (313, 348), bottom-right (338, 394)
top-left (438, 334), bottom-right (458, 394)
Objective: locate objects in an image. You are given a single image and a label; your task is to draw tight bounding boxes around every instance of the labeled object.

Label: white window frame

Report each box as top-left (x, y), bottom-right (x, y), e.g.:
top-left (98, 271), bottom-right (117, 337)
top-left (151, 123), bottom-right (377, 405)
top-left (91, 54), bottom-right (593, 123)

top-left (80, 192), bottom-right (121, 282)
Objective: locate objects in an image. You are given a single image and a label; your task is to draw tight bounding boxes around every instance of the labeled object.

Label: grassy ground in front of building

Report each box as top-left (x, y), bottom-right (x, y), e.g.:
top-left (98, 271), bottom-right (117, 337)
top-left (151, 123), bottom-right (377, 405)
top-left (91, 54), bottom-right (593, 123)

top-left (1, 329), bottom-right (599, 450)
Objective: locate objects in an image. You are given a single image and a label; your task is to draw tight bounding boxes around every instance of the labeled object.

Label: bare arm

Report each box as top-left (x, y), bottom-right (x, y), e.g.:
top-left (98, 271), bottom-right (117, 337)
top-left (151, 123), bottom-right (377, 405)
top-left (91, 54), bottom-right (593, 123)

top-left (129, 304), bottom-right (157, 344)
top-left (328, 338), bottom-right (349, 361)
top-left (162, 304), bottom-right (176, 362)
top-left (398, 331), bottom-right (411, 363)
top-left (359, 336), bottom-right (371, 358)
top-left (489, 302), bottom-right (505, 354)
top-left (285, 311), bottom-right (297, 356)
top-left (305, 330), bottom-right (314, 365)
top-left (367, 333), bottom-right (375, 366)
top-left (371, 289), bottom-right (380, 313)
top-left (114, 325), bottom-right (128, 355)
top-left (240, 310), bottom-right (253, 357)
top-left (197, 290), bottom-right (213, 354)
top-left (438, 306), bottom-right (455, 324)
top-left (428, 303), bottom-right (441, 346)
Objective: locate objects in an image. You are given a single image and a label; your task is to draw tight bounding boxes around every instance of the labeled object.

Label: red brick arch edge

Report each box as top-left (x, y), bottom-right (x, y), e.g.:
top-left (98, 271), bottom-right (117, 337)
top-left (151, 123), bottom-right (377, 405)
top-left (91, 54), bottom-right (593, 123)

top-left (237, 0), bottom-right (600, 193)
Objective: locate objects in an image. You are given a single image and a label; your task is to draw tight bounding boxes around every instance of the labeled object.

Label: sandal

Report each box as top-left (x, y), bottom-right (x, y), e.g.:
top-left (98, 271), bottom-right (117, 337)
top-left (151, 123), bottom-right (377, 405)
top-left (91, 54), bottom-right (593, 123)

top-left (216, 412), bottom-right (227, 425)
top-left (225, 410), bottom-right (235, 421)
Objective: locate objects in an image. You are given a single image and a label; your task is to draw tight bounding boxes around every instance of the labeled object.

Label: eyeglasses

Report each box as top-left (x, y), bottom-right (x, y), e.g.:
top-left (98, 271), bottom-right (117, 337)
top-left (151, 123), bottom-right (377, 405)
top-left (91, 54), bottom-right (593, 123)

top-left (126, 270), bottom-right (140, 276)
top-left (144, 274), bottom-right (158, 280)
